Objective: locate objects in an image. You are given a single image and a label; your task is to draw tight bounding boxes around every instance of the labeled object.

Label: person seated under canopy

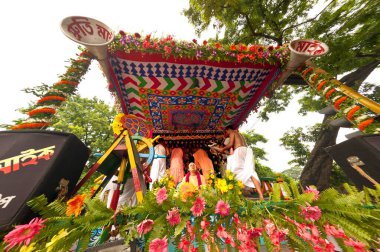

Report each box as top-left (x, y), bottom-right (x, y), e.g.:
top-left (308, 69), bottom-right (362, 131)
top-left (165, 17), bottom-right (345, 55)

top-left (181, 162), bottom-right (206, 189)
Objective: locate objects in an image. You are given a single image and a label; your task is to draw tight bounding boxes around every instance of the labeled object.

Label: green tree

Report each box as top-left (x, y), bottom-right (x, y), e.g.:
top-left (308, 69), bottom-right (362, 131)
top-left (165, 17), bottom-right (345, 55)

top-left (184, 0), bottom-right (380, 190)
top-left (52, 95), bottom-right (117, 165)
top-left (241, 130), bottom-right (277, 178)
top-left (280, 125), bottom-right (351, 187)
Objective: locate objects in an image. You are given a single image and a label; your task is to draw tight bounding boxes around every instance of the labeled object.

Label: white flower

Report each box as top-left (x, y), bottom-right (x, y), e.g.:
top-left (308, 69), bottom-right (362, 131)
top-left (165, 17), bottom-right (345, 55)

top-left (354, 114), bottom-right (371, 123)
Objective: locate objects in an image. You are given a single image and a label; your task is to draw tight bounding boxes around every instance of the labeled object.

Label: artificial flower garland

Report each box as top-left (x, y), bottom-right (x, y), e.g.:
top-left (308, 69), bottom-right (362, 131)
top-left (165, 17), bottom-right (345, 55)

top-left (3, 173), bottom-right (379, 252)
top-left (299, 65), bottom-right (379, 134)
top-left (11, 49), bottom-right (93, 130)
top-left (109, 31), bottom-right (290, 67)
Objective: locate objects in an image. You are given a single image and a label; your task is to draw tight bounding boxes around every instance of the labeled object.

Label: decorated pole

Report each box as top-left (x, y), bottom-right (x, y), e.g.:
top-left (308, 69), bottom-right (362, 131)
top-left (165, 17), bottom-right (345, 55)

top-left (299, 64), bottom-right (380, 134)
top-left (61, 16), bottom-right (115, 87)
top-left (270, 39), bottom-right (329, 91)
top-left (11, 51), bottom-right (93, 130)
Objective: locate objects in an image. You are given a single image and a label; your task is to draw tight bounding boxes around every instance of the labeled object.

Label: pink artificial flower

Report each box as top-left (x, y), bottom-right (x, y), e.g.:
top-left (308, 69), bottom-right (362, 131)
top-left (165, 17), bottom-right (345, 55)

top-left (201, 218), bottom-right (210, 230)
top-left (324, 224), bottom-right (347, 239)
top-left (301, 204), bottom-right (322, 221)
top-left (190, 196), bottom-right (206, 217)
top-left (344, 238), bottom-right (367, 252)
top-left (149, 237), bottom-right (168, 252)
top-left (215, 200), bottom-right (230, 217)
top-left (247, 227), bottom-right (263, 239)
top-left (178, 236), bottom-right (190, 251)
top-left (201, 229), bottom-right (210, 240)
top-left (166, 207), bottom-right (181, 226)
top-left (164, 46), bottom-right (172, 54)
top-left (270, 229), bottom-right (288, 250)
top-left (263, 219), bottom-right (276, 236)
top-left (305, 186), bottom-right (320, 200)
top-left (4, 217), bottom-right (45, 251)
top-left (225, 233), bottom-right (236, 247)
top-left (216, 224), bottom-right (228, 239)
top-left (296, 224), bottom-right (312, 241)
top-left (186, 220), bottom-right (195, 241)
top-left (156, 187), bottom-right (168, 205)
top-left (233, 213), bottom-right (240, 225)
top-left (136, 219), bottom-right (154, 235)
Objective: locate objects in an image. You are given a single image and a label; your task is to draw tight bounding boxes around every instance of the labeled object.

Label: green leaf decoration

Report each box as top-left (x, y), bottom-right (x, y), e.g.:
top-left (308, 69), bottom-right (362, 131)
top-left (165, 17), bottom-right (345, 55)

top-left (175, 215), bottom-right (190, 236)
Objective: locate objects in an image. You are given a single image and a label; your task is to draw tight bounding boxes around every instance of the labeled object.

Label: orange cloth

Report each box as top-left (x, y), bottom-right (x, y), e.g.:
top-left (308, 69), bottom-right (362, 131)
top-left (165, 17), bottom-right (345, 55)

top-left (193, 149), bottom-right (214, 180)
top-left (169, 148), bottom-right (185, 184)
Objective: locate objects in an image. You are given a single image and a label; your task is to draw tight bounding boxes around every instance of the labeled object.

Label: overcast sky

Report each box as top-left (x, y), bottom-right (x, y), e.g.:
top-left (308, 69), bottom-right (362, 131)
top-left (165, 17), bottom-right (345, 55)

top-left (0, 0), bottom-right (377, 172)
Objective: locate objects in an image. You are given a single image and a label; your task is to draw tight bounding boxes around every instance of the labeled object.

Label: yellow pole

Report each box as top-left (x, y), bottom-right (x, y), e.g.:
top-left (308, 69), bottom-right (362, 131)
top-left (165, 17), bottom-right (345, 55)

top-left (330, 79), bottom-right (380, 114)
top-left (305, 63), bottom-right (380, 114)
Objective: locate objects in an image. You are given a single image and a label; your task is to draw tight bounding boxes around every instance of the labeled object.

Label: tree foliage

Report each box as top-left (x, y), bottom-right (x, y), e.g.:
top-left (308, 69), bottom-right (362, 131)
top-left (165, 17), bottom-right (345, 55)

top-left (240, 130), bottom-right (278, 178)
top-left (184, 0), bottom-right (319, 45)
top-left (52, 95), bottom-right (117, 165)
top-left (184, 0), bottom-right (380, 190)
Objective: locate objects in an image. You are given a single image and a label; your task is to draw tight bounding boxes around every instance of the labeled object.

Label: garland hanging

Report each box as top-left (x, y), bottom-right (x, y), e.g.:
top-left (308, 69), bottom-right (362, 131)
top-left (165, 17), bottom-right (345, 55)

top-left (298, 65), bottom-right (380, 134)
top-left (11, 50), bottom-right (94, 130)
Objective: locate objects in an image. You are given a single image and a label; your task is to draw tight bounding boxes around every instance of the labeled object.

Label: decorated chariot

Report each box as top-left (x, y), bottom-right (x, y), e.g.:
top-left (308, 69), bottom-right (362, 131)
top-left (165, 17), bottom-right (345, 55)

top-left (1, 16), bottom-right (380, 252)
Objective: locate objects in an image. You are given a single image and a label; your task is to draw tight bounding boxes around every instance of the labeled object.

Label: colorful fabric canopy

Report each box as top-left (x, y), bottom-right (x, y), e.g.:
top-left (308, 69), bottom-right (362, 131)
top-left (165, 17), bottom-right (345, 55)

top-left (107, 50), bottom-right (281, 135)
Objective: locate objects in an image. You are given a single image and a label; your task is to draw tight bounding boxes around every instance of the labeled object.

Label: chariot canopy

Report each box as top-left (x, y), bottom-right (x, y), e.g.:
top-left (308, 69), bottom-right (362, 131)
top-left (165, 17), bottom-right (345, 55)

top-left (61, 16), bottom-right (328, 141)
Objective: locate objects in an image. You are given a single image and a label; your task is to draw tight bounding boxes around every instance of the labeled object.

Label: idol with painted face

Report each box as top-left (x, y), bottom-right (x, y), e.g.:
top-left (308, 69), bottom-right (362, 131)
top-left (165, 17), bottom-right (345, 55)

top-left (181, 162), bottom-right (206, 189)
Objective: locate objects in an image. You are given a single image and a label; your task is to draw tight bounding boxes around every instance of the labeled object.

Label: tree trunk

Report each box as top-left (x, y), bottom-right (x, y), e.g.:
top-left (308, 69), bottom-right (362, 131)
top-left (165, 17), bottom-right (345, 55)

top-left (300, 114), bottom-right (339, 190)
top-left (300, 60), bottom-right (380, 190)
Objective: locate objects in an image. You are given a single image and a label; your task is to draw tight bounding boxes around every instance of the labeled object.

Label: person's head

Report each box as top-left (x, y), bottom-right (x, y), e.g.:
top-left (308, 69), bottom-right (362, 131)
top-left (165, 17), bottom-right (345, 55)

top-left (157, 138), bottom-right (165, 145)
top-left (224, 125), bottom-right (234, 137)
top-left (188, 162), bottom-right (197, 174)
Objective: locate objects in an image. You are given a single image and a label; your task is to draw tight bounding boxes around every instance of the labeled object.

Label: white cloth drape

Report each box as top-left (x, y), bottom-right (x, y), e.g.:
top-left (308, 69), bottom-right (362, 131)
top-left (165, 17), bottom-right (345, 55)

top-left (226, 146), bottom-right (260, 188)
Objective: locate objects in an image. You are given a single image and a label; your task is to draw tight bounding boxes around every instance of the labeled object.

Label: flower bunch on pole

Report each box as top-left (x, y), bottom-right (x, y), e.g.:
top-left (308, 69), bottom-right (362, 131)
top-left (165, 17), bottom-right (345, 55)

top-left (11, 49), bottom-right (94, 130)
top-left (299, 65), bottom-right (380, 134)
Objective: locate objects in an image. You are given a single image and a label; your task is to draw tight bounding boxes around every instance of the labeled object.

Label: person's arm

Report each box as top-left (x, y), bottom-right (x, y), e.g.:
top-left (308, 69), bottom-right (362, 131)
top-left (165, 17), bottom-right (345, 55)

top-left (220, 132), bottom-right (235, 152)
top-left (251, 177), bottom-right (264, 200)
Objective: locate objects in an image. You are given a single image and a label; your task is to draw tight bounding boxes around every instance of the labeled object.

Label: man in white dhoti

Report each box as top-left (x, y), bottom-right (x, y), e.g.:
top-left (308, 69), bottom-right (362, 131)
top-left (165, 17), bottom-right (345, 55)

top-left (149, 138), bottom-right (167, 189)
top-left (218, 126), bottom-right (264, 200)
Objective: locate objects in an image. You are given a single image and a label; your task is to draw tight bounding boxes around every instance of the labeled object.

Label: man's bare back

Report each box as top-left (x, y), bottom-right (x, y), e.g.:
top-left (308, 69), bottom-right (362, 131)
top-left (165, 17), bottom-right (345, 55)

top-left (228, 130), bottom-right (247, 150)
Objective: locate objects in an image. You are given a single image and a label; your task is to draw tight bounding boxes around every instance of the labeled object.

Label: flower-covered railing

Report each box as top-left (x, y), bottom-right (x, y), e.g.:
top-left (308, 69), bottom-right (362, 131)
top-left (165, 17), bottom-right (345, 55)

top-left (11, 50), bottom-right (93, 130)
top-left (2, 171), bottom-right (379, 252)
top-left (299, 64), bottom-right (380, 134)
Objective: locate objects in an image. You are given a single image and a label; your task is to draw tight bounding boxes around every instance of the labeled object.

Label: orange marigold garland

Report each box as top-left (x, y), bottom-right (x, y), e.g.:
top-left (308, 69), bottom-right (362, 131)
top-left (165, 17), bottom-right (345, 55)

top-left (54, 80), bottom-right (79, 86)
top-left (325, 88), bottom-right (336, 99)
top-left (302, 67), bottom-right (313, 79)
top-left (11, 122), bottom-right (50, 130)
top-left (334, 96), bottom-right (347, 110)
top-left (346, 105), bottom-right (361, 121)
top-left (37, 96), bottom-right (66, 104)
top-left (316, 80), bottom-right (328, 91)
top-left (28, 108), bottom-right (56, 117)
top-left (358, 118), bottom-right (374, 131)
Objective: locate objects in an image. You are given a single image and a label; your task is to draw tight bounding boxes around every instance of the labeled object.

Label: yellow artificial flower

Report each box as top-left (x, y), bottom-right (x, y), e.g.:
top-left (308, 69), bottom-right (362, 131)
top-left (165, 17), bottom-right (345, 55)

top-left (216, 179), bottom-right (228, 194)
top-left (225, 170), bottom-right (232, 176)
top-left (228, 184), bottom-right (234, 189)
top-left (210, 173), bottom-right (215, 179)
top-left (179, 182), bottom-right (196, 202)
top-left (228, 175), bottom-right (234, 180)
top-left (20, 243), bottom-right (36, 252)
top-left (237, 180), bottom-right (244, 188)
top-left (168, 181), bottom-right (175, 189)
top-left (46, 229), bottom-right (69, 252)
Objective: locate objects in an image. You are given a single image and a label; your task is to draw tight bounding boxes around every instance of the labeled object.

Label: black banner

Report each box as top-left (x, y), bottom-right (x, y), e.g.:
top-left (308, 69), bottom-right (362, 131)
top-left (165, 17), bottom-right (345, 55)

top-left (0, 130), bottom-right (89, 231)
